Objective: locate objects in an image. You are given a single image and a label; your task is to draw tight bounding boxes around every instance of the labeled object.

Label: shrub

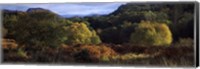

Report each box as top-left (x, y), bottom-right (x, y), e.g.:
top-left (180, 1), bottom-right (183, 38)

top-left (74, 45), bottom-right (117, 62)
top-left (64, 23), bottom-right (101, 45)
top-left (2, 27), bottom-right (8, 37)
top-left (175, 38), bottom-right (193, 47)
top-left (2, 39), bottom-right (18, 49)
top-left (130, 21), bottom-right (172, 46)
top-left (17, 48), bottom-right (28, 58)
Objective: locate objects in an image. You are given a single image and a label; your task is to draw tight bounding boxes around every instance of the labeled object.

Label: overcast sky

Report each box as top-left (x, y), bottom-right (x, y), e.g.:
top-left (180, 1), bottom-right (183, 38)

top-left (0, 3), bottom-right (126, 16)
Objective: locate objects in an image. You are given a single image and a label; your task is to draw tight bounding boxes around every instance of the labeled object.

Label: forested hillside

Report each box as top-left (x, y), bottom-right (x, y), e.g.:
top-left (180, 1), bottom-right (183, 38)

top-left (2, 3), bottom-right (195, 66)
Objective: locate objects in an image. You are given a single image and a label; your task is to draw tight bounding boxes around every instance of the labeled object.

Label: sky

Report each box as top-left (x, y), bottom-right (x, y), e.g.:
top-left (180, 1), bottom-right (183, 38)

top-left (0, 3), bottom-right (126, 17)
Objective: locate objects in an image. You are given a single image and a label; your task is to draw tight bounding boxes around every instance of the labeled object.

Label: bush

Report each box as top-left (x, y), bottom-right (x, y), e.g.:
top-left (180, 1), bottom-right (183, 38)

top-left (17, 48), bottom-right (28, 58)
top-left (2, 27), bottom-right (8, 37)
top-left (74, 45), bottom-right (117, 62)
top-left (130, 21), bottom-right (172, 46)
top-left (64, 23), bottom-right (101, 45)
top-left (175, 38), bottom-right (193, 47)
top-left (2, 39), bottom-right (18, 49)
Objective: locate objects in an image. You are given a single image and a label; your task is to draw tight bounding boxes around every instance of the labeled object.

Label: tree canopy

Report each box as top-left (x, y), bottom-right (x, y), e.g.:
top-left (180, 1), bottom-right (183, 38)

top-left (64, 23), bottom-right (101, 45)
top-left (130, 21), bottom-right (172, 46)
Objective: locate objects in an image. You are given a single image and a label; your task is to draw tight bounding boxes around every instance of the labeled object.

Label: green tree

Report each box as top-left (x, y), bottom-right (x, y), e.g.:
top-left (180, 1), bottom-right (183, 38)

top-left (2, 11), bottom-right (19, 38)
top-left (130, 21), bottom-right (172, 46)
top-left (7, 10), bottom-right (67, 47)
top-left (144, 11), bottom-right (171, 24)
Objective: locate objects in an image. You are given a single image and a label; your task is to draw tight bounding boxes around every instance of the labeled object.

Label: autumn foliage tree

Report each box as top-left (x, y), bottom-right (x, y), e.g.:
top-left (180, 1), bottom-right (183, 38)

top-left (64, 23), bottom-right (101, 45)
top-left (130, 21), bottom-right (172, 46)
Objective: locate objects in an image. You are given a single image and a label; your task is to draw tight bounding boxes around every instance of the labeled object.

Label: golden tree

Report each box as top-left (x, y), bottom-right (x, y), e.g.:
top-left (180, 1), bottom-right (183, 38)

top-left (130, 21), bottom-right (172, 46)
top-left (64, 23), bottom-right (101, 45)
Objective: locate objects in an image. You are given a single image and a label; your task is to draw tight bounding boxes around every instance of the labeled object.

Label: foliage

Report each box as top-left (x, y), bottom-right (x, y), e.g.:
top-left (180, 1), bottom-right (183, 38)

top-left (174, 38), bottom-right (193, 47)
top-left (2, 11), bottom-right (19, 38)
top-left (130, 21), bottom-right (172, 46)
top-left (169, 12), bottom-right (194, 41)
top-left (2, 27), bottom-right (8, 37)
top-left (144, 11), bottom-right (171, 24)
top-left (2, 39), bottom-right (18, 49)
top-left (64, 23), bottom-right (101, 45)
top-left (86, 3), bottom-right (194, 43)
top-left (17, 48), bottom-right (28, 58)
top-left (2, 3), bottom-right (195, 66)
top-left (74, 45), bottom-right (117, 62)
top-left (99, 21), bottom-right (137, 44)
top-left (3, 10), bottom-right (67, 47)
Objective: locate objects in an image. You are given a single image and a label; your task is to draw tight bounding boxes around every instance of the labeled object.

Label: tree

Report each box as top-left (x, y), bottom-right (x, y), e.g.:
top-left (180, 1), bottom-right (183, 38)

top-left (99, 21), bottom-right (137, 44)
top-left (64, 23), bottom-right (101, 45)
top-left (144, 11), bottom-right (171, 24)
top-left (168, 4), bottom-right (194, 41)
top-left (5, 10), bottom-right (67, 48)
top-left (2, 10), bottom-right (20, 39)
top-left (130, 21), bottom-right (172, 46)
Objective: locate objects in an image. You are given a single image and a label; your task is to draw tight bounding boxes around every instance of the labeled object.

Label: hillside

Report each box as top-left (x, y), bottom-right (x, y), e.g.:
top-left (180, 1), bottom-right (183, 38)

top-left (2, 3), bottom-right (195, 66)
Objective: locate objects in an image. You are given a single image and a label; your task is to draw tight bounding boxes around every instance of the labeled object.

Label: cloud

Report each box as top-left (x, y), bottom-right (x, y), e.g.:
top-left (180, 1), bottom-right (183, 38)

top-left (0, 3), bottom-right (126, 16)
